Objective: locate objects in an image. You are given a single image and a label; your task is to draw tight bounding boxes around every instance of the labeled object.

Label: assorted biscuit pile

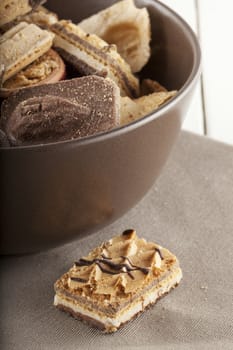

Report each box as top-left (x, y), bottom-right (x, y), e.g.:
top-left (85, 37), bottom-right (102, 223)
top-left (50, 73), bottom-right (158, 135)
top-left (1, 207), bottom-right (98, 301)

top-left (0, 0), bottom-right (176, 147)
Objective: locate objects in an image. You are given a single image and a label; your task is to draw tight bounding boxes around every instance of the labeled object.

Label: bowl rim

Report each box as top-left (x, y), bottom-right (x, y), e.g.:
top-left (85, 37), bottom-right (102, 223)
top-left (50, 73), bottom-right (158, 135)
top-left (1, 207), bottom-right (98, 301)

top-left (0, 0), bottom-right (201, 151)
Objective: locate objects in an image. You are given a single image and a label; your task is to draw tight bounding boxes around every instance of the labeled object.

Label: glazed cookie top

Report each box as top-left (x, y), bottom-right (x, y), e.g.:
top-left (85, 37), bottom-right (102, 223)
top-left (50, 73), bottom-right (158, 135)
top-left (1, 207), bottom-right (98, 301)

top-left (55, 230), bottom-right (179, 305)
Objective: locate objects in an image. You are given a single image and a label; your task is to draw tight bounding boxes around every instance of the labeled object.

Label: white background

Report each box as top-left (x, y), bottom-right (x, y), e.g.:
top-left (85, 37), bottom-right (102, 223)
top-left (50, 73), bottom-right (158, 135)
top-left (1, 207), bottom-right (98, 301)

top-left (160, 0), bottom-right (233, 145)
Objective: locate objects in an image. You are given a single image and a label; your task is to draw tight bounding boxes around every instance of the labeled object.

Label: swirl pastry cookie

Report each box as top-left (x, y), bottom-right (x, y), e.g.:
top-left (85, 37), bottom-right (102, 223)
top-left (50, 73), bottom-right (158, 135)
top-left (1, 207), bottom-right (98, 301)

top-left (50, 20), bottom-right (139, 98)
top-left (54, 229), bottom-right (182, 333)
top-left (0, 49), bottom-right (65, 97)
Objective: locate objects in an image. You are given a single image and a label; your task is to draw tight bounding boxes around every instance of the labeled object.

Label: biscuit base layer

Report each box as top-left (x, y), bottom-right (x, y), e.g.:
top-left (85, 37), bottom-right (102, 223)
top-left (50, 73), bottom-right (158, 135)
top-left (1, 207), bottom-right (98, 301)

top-left (54, 268), bottom-right (181, 333)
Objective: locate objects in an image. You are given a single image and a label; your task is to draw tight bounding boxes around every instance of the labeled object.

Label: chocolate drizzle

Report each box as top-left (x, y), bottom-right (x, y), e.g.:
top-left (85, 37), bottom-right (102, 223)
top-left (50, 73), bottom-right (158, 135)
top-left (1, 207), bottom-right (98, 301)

top-left (70, 277), bottom-right (88, 283)
top-left (72, 231), bottom-right (164, 284)
top-left (121, 256), bottom-right (150, 275)
top-left (122, 229), bottom-right (135, 236)
top-left (74, 256), bottom-right (150, 280)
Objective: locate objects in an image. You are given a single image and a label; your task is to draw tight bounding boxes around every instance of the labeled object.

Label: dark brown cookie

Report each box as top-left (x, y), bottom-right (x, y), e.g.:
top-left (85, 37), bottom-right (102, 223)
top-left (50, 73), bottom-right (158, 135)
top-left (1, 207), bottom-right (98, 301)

top-left (1, 75), bottom-right (120, 145)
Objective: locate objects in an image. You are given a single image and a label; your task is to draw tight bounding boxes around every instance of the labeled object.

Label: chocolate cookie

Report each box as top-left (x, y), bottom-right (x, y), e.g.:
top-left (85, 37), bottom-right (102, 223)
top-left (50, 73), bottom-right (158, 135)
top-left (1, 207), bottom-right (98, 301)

top-left (1, 75), bottom-right (120, 146)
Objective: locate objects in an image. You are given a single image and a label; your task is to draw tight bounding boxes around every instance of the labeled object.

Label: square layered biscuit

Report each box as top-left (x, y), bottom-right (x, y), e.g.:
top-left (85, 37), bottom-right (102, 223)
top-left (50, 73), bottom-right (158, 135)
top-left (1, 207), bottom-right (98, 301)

top-left (54, 230), bottom-right (182, 333)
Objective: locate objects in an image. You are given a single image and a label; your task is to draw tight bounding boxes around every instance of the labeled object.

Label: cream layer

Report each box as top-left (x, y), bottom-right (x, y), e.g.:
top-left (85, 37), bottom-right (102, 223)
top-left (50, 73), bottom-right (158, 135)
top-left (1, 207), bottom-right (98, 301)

top-left (54, 267), bottom-right (182, 332)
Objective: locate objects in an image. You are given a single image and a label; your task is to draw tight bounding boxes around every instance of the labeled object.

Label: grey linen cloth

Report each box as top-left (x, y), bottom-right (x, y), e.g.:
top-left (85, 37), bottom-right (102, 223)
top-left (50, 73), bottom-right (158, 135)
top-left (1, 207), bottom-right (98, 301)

top-left (1, 131), bottom-right (233, 350)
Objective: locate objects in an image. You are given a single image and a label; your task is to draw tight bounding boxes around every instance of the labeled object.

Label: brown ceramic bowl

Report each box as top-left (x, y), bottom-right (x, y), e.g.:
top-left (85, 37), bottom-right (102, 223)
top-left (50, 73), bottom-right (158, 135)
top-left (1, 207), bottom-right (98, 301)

top-left (0, 0), bottom-right (201, 254)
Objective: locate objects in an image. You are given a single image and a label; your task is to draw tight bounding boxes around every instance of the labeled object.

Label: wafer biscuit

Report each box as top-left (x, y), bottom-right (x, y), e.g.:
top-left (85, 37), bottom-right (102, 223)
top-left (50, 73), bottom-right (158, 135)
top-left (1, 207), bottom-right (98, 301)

top-left (51, 20), bottom-right (139, 98)
top-left (79, 0), bottom-right (151, 73)
top-left (0, 22), bottom-right (54, 83)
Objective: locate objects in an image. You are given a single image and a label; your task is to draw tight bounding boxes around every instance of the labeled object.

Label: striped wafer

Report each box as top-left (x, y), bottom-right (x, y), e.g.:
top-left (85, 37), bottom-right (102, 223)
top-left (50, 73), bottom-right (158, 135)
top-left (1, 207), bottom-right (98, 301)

top-left (79, 0), bottom-right (151, 73)
top-left (51, 20), bottom-right (139, 98)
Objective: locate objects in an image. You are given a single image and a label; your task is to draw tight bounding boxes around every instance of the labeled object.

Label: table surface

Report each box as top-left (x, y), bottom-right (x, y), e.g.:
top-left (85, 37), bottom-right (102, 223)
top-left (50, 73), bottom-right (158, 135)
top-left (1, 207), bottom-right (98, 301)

top-left (1, 131), bottom-right (233, 350)
top-left (160, 0), bottom-right (233, 145)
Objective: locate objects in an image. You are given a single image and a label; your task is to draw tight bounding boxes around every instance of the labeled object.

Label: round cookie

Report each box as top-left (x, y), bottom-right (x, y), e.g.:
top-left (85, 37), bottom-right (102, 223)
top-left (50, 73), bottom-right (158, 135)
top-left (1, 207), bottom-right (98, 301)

top-left (0, 49), bottom-right (66, 98)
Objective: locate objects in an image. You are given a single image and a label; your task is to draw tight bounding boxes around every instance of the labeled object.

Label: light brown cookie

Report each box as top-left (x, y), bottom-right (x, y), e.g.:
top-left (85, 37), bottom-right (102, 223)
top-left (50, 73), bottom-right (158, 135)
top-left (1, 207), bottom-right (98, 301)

top-left (18, 5), bottom-right (58, 29)
top-left (79, 0), bottom-right (151, 73)
top-left (0, 22), bottom-right (54, 83)
top-left (0, 0), bottom-right (43, 27)
top-left (120, 91), bottom-right (177, 125)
